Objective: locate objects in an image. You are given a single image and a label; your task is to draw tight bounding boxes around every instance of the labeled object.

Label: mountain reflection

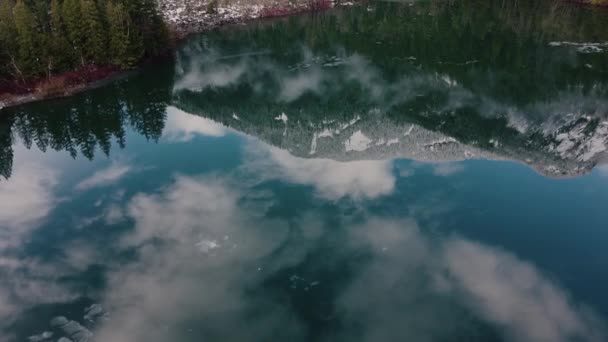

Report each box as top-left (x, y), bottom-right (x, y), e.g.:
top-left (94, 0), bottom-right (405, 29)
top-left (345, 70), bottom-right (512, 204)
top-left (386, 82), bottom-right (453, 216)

top-left (171, 0), bottom-right (608, 178)
top-left (1, 0), bottom-right (608, 179)
top-left (1, 2), bottom-right (608, 339)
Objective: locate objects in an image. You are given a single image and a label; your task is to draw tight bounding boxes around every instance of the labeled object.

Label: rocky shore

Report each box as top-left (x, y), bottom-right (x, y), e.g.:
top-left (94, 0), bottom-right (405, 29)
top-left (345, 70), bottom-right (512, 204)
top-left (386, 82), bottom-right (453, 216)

top-left (160, 0), bottom-right (354, 37)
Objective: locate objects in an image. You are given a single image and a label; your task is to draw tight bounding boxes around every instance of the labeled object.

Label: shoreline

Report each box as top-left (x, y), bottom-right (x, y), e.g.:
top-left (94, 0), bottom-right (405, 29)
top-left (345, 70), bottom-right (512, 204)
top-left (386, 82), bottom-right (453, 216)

top-left (0, 0), bottom-right (349, 112)
top-left (2, 0), bottom-right (606, 112)
top-left (0, 67), bottom-right (131, 111)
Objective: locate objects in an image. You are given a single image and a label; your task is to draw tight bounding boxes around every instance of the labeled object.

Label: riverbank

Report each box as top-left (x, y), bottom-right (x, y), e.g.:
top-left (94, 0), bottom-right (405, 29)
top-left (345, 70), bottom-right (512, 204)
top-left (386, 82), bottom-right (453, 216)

top-left (0, 0), bottom-right (352, 111)
top-left (0, 66), bottom-right (120, 110)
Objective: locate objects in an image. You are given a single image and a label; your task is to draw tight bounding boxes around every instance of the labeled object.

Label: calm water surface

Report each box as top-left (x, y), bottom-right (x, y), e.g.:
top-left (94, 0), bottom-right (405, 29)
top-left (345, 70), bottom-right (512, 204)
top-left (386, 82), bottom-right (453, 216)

top-left (1, 0), bottom-right (608, 341)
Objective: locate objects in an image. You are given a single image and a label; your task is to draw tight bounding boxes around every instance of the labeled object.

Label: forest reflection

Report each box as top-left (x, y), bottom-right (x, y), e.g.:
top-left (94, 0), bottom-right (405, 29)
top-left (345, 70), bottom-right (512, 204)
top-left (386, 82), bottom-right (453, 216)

top-left (1, 0), bottom-right (608, 180)
top-left (0, 63), bottom-right (174, 179)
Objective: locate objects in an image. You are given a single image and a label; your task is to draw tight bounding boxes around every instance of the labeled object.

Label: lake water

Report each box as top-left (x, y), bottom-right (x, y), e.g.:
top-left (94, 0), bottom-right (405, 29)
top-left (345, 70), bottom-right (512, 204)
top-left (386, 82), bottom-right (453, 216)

top-left (1, 0), bottom-right (608, 341)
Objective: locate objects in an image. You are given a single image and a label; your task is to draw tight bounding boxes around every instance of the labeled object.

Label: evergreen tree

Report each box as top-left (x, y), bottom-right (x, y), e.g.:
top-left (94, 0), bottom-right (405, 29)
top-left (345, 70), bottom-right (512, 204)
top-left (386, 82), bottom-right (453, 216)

top-left (14, 0), bottom-right (41, 76)
top-left (31, 0), bottom-right (49, 33)
top-left (0, 0), bottom-right (17, 50)
top-left (0, 0), bottom-right (170, 85)
top-left (62, 0), bottom-right (85, 65)
top-left (107, 1), bottom-right (142, 68)
top-left (0, 0), bottom-right (19, 80)
top-left (80, 0), bottom-right (107, 64)
top-left (50, 0), bottom-right (74, 70)
top-left (32, 0), bottom-right (54, 78)
top-left (125, 0), bottom-right (168, 58)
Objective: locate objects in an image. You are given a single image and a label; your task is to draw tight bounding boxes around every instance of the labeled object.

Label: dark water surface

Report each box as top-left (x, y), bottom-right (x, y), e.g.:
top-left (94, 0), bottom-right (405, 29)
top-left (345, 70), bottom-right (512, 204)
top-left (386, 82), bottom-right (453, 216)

top-left (1, 0), bottom-right (608, 341)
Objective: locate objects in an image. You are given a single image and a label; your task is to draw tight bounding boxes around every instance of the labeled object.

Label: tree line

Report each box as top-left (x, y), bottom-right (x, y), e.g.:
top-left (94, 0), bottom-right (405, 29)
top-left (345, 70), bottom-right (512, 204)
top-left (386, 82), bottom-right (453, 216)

top-left (0, 59), bottom-right (174, 180)
top-left (0, 0), bottom-right (168, 84)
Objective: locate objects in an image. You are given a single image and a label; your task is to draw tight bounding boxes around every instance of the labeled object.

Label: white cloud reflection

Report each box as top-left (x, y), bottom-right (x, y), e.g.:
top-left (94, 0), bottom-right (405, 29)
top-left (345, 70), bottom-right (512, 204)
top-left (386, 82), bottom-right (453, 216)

top-left (173, 57), bottom-right (248, 92)
top-left (76, 161), bottom-right (133, 191)
top-left (443, 239), bottom-right (606, 342)
top-left (0, 170), bottom-right (604, 342)
top-left (245, 143), bottom-right (395, 200)
top-left (335, 219), bottom-right (607, 342)
top-left (279, 67), bottom-right (324, 102)
top-left (0, 162), bottom-right (57, 236)
top-left (92, 175), bottom-right (301, 342)
top-left (73, 175), bottom-right (605, 342)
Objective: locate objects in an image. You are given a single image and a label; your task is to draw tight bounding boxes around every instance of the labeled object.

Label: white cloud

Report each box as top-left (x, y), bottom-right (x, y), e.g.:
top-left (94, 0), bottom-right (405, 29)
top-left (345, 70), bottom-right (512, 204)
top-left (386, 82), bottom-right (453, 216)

top-left (5, 171), bottom-right (600, 342)
top-left (443, 239), bottom-right (606, 342)
top-left (173, 59), bottom-right (247, 92)
top-left (104, 204), bottom-right (125, 225)
top-left (0, 256), bottom-right (79, 327)
top-left (0, 161), bottom-right (58, 250)
top-left (246, 144), bottom-right (395, 200)
top-left (334, 219), bottom-right (607, 342)
top-left (162, 106), bottom-right (227, 142)
top-left (76, 162), bottom-right (132, 191)
top-left (123, 176), bottom-right (244, 247)
top-left (0, 146), bottom-right (81, 332)
top-left (279, 68), bottom-right (324, 102)
top-left (92, 176), bottom-right (300, 342)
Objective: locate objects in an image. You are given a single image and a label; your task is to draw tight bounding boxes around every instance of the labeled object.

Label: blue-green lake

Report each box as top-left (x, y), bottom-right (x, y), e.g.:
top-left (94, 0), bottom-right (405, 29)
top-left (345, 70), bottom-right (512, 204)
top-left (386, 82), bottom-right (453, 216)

top-left (1, 0), bottom-right (608, 341)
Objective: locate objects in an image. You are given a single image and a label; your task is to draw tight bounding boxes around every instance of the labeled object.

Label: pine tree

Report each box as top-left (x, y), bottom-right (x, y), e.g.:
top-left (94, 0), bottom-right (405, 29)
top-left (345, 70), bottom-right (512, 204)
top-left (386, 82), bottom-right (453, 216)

top-left (62, 0), bottom-right (85, 65)
top-left (107, 1), bottom-right (142, 68)
top-left (126, 0), bottom-right (168, 58)
top-left (1, 0), bottom-right (170, 83)
top-left (0, 0), bottom-right (19, 80)
top-left (31, 0), bottom-right (55, 78)
top-left (80, 0), bottom-right (107, 64)
top-left (50, 0), bottom-right (74, 70)
top-left (0, 0), bottom-right (17, 49)
top-left (14, 0), bottom-right (41, 76)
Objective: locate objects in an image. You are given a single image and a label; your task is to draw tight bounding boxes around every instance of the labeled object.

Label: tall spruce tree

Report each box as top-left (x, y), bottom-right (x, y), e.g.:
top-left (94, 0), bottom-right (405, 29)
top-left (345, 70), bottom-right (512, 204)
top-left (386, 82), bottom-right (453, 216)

top-left (1, 0), bottom-right (170, 85)
top-left (50, 0), bottom-right (74, 70)
top-left (0, 0), bottom-right (19, 81)
top-left (124, 0), bottom-right (168, 58)
top-left (31, 0), bottom-right (54, 78)
top-left (62, 0), bottom-right (84, 65)
top-left (80, 0), bottom-right (107, 64)
top-left (14, 0), bottom-right (41, 76)
top-left (107, 1), bottom-right (142, 68)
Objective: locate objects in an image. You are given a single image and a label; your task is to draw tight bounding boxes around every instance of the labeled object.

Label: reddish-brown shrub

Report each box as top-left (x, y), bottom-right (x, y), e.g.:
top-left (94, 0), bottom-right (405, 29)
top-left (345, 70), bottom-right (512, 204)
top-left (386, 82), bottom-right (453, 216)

top-left (35, 76), bottom-right (68, 98)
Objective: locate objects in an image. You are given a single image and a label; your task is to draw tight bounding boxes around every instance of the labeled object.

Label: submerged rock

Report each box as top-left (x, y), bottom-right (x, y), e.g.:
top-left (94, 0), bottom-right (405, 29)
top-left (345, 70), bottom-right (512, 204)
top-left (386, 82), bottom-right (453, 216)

top-left (50, 316), bottom-right (93, 342)
top-left (83, 304), bottom-right (105, 323)
top-left (49, 317), bottom-right (69, 327)
top-left (28, 331), bottom-right (53, 341)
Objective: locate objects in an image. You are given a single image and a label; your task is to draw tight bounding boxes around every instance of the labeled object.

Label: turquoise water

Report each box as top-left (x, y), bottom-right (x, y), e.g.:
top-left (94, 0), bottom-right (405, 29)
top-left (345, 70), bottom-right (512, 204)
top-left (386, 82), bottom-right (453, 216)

top-left (1, 1), bottom-right (608, 341)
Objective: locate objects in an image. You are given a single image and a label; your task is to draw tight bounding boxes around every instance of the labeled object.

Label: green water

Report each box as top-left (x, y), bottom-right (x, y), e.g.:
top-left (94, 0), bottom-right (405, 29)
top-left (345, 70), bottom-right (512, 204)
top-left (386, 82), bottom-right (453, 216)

top-left (1, 0), bottom-right (608, 341)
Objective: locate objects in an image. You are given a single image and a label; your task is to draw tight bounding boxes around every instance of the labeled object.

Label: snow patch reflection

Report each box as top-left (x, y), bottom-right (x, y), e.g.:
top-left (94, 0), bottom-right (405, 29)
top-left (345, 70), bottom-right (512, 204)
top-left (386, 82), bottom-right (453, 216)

top-left (163, 106), bottom-right (227, 142)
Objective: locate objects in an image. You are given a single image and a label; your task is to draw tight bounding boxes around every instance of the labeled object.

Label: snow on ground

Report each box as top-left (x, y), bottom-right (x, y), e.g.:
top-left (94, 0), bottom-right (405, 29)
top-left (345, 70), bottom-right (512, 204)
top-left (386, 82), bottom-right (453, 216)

top-left (548, 118), bottom-right (608, 162)
top-left (548, 41), bottom-right (608, 54)
top-left (158, 0), bottom-right (353, 34)
top-left (344, 130), bottom-right (372, 152)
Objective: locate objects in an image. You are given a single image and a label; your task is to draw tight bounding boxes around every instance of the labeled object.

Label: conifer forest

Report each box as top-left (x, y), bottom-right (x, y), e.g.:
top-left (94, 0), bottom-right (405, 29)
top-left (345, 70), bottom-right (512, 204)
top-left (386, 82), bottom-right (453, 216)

top-left (0, 0), bottom-right (168, 85)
